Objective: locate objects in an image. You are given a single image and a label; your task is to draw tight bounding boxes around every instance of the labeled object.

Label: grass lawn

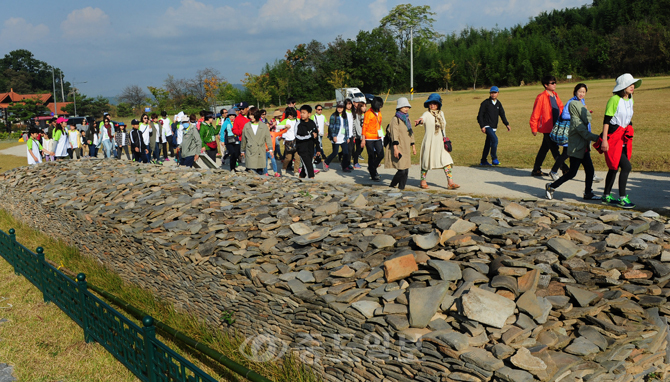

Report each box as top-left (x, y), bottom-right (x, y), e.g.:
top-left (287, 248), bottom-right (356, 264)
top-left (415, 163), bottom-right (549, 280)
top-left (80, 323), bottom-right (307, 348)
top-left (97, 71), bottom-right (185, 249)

top-left (313, 76), bottom-right (670, 172)
top-left (0, 210), bottom-right (320, 382)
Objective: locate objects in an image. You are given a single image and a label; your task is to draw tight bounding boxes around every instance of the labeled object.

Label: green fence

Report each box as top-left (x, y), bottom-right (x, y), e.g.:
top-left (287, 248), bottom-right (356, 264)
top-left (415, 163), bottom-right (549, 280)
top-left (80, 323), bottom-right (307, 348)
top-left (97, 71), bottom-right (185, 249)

top-left (0, 228), bottom-right (218, 382)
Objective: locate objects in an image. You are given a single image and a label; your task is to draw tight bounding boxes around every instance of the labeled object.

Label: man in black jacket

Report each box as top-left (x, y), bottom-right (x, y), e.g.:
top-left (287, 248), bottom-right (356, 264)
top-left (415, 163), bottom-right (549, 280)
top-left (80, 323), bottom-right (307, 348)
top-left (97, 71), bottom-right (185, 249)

top-left (477, 86), bottom-right (511, 166)
top-left (129, 119), bottom-right (146, 163)
top-left (295, 105), bottom-right (319, 179)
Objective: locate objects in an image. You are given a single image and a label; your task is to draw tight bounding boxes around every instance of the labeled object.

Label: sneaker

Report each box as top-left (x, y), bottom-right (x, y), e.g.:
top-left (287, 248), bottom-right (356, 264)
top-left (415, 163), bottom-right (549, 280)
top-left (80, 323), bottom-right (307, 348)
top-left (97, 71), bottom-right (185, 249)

top-left (165, 158), bottom-right (170, 162)
top-left (550, 172), bottom-right (560, 181)
top-left (359, 155), bottom-right (365, 161)
top-left (349, 165), bottom-right (354, 170)
top-left (593, 174), bottom-right (602, 183)
top-left (619, 195), bottom-right (635, 209)
top-left (480, 160), bottom-right (492, 166)
top-left (601, 194), bottom-right (618, 205)
top-left (274, 173), bottom-right (281, 177)
top-left (322, 163), bottom-right (329, 172)
top-left (372, 175), bottom-right (381, 181)
top-left (342, 168), bottom-right (352, 173)
top-left (583, 192), bottom-right (601, 200)
top-left (354, 163), bottom-right (361, 169)
top-left (531, 170), bottom-right (548, 177)
top-left (492, 159), bottom-right (500, 166)
top-left (545, 183), bottom-right (554, 200)
top-left (314, 169), bottom-right (320, 175)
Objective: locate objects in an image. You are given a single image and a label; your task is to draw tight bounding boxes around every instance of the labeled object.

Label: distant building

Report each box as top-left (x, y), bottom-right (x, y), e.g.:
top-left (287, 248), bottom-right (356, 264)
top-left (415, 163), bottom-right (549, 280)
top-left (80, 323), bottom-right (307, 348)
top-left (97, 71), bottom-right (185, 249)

top-left (0, 88), bottom-right (72, 116)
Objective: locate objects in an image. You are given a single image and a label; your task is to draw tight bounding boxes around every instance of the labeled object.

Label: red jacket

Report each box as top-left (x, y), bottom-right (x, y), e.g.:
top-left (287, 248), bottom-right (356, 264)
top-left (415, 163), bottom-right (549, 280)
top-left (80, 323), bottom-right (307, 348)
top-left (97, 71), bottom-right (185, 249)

top-left (529, 91), bottom-right (563, 134)
top-left (593, 125), bottom-right (633, 170)
top-left (232, 115), bottom-right (249, 137)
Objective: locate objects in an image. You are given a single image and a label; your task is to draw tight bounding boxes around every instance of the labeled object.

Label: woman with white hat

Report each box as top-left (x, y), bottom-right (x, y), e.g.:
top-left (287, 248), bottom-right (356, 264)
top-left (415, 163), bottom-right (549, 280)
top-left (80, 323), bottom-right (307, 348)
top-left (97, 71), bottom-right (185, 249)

top-left (414, 93), bottom-right (459, 190)
top-left (384, 97), bottom-right (416, 190)
top-left (595, 73), bottom-right (640, 209)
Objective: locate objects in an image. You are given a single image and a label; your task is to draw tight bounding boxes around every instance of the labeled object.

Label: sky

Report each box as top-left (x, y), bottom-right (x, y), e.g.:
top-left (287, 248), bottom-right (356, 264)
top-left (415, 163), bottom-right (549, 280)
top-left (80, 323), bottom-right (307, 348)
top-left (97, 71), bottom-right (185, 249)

top-left (0, 0), bottom-right (591, 98)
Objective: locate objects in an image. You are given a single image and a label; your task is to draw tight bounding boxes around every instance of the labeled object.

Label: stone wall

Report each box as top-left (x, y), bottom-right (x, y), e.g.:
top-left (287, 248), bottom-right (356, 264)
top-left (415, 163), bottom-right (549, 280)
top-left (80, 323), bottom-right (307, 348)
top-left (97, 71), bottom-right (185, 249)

top-left (2, 160), bottom-right (670, 382)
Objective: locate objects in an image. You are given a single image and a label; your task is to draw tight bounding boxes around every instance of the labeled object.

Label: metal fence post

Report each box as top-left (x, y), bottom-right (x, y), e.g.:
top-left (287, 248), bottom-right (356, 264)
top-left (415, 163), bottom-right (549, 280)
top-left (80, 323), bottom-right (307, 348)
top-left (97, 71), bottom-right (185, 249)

top-left (142, 316), bottom-right (157, 382)
top-left (35, 247), bottom-right (50, 303)
top-left (8, 228), bottom-right (19, 276)
top-left (77, 273), bottom-right (93, 343)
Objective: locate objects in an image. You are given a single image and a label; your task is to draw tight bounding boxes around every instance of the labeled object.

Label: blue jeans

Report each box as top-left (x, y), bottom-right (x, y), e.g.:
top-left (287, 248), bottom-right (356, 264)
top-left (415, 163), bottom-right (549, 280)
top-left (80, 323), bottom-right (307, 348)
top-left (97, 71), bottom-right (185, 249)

top-left (180, 155), bottom-right (195, 167)
top-left (89, 144), bottom-right (98, 158)
top-left (481, 127), bottom-right (498, 162)
top-left (325, 141), bottom-right (350, 169)
top-left (265, 151), bottom-right (278, 174)
top-left (102, 140), bottom-right (112, 158)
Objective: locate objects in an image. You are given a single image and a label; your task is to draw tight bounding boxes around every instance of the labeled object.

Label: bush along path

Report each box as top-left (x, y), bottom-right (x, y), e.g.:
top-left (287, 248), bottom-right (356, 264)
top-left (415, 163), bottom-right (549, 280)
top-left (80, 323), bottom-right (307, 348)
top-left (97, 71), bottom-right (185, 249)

top-left (1, 159), bottom-right (670, 382)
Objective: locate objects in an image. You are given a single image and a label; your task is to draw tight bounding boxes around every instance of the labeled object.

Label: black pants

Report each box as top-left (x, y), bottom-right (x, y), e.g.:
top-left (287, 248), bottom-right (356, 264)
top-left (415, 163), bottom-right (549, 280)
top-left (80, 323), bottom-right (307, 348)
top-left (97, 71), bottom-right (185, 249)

top-left (551, 146), bottom-right (569, 173)
top-left (67, 148), bottom-right (80, 159)
top-left (247, 168), bottom-right (264, 175)
top-left (351, 137), bottom-right (363, 164)
top-left (116, 145), bottom-right (130, 160)
top-left (226, 143), bottom-right (241, 171)
top-left (205, 148), bottom-right (217, 162)
top-left (132, 149), bottom-right (143, 162)
top-left (390, 169), bottom-right (410, 190)
top-left (365, 140), bottom-right (384, 177)
top-left (534, 133), bottom-right (568, 173)
top-left (550, 152), bottom-right (595, 194)
top-left (325, 141), bottom-right (350, 169)
top-left (297, 141), bottom-right (315, 178)
top-left (160, 142), bottom-right (169, 159)
top-left (604, 146), bottom-right (632, 197)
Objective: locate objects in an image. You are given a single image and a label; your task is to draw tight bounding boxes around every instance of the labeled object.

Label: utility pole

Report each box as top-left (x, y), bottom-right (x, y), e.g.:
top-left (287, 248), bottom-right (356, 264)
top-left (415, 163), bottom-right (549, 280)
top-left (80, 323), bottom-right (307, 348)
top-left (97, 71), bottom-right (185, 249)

top-left (52, 68), bottom-right (58, 117)
top-left (72, 80), bottom-right (88, 117)
top-left (410, 27), bottom-right (414, 101)
top-left (60, 72), bottom-right (65, 104)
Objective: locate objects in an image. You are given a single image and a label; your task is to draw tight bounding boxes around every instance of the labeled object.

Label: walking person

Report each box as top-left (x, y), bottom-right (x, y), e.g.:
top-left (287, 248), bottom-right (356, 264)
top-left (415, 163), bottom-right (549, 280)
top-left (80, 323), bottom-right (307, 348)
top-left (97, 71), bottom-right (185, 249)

top-left (414, 93), bottom-right (460, 190)
top-left (158, 111), bottom-right (173, 161)
top-left (53, 117), bottom-right (70, 160)
top-left (267, 119), bottom-right (288, 176)
top-left (241, 108), bottom-right (273, 175)
top-left (295, 105), bottom-right (319, 179)
top-left (138, 114), bottom-right (151, 163)
top-left (353, 102), bottom-right (366, 168)
top-left (99, 114), bottom-right (115, 158)
top-left (26, 128), bottom-right (44, 165)
top-left (129, 119), bottom-right (145, 163)
top-left (222, 111), bottom-right (240, 171)
top-left (361, 96), bottom-right (385, 181)
top-left (311, 104), bottom-right (328, 162)
top-left (233, 102), bottom-right (250, 167)
top-left (477, 86), bottom-right (510, 166)
top-left (594, 73), bottom-right (640, 209)
top-left (177, 114), bottom-right (202, 168)
top-left (85, 121), bottom-right (99, 158)
top-left (545, 83), bottom-right (601, 201)
top-left (199, 113), bottom-right (219, 162)
top-left (344, 99), bottom-right (357, 170)
top-left (529, 75), bottom-right (568, 177)
top-left (270, 110), bottom-right (283, 160)
top-left (385, 98), bottom-right (416, 190)
top-left (150, 113), bottom-right (161, 163)
top-left (279, 108), bottom-right (301, 175)
top-left (67, 124), bottom-right (81, 159)
top-left (323, 102), bottom-right (351, 172)
top-left (115, 123), bottom-right (131, 160)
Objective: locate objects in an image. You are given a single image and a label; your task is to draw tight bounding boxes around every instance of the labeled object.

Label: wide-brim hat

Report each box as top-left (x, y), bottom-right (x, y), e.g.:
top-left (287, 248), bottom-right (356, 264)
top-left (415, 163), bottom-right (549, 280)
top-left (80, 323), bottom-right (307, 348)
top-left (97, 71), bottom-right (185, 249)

top-left (273, 110), bottom-right (282, 118)
top-left (423, 93), bottom-right (442, 109)
top-left (396, 97), bottom-right (411, 110)
top-left (613, 73), bottom-right (641, 93)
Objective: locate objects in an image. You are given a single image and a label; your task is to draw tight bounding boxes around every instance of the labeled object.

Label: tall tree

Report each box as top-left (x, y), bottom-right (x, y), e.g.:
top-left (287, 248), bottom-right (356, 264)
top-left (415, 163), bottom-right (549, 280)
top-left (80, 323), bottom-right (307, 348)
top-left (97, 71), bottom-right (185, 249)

top-left (0, 50), bottom-right (70, 97)
top-left (61, 95), bottom-right (110, 118)
top-left (118, 85), bottom-right (146, 110)
top-left (380, 4), bottom-right (440, 52)
top-left (7, 97), bottom-right (49, 123)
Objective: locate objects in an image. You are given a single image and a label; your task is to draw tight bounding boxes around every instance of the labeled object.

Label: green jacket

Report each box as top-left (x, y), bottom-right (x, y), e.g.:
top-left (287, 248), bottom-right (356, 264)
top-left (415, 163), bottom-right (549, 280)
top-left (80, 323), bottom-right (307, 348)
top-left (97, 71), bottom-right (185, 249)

top-left (199, 122), bottom-right (220, 146)
top-left (567, 101), bottom-right (599, 159)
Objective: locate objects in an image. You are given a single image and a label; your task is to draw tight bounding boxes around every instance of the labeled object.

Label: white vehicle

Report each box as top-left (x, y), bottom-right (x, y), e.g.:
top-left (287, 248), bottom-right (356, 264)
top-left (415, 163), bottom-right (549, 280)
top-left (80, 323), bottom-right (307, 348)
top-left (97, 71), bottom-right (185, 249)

top-left (335, 88), bottom-right (366, 104)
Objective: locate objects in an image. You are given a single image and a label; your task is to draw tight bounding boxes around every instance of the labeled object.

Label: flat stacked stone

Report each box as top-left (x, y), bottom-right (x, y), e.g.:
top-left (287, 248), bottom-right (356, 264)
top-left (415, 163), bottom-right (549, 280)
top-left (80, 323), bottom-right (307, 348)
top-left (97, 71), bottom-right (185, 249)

top-left (1, 160), bottom-right (670, 382)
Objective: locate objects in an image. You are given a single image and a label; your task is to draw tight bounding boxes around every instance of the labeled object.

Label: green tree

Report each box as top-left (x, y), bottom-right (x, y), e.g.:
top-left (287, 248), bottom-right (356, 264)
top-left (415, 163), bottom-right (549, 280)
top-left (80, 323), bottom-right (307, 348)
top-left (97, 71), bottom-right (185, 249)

top-left (61, 95), bottom-right (110, 118)
top-left (351, 27), bottom-right (400, 93)
top-left (0, 49), bottom-right (70, 97)
top-left (241, 73), bottom-right (271, 107)
top-left (7, 97), bottom-right (49, 123)
top-left (118, 85), bottom-right (146, 110)
top-left (380, 4), bottom-right (440, 52)
top-left (147, 86), bottom-right (171, 112)
top-left (116, 102), bottom-right (134, 118)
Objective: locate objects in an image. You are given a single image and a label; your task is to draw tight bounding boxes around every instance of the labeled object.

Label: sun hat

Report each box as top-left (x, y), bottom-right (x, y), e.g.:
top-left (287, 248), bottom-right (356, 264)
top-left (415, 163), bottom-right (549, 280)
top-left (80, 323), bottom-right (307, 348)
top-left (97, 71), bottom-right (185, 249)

top-left (490, 86), bottom-right (499, 93)
top-left (423, 93), bottom-right (442, 109)
top-left (56, 117), bottom-right (68, 124)
top-left (273, 110), bottom-right (282, 118)
top-left (396, 97), bottom-right (411, 110)
top-left (613, 73), bottom-right (641, 93)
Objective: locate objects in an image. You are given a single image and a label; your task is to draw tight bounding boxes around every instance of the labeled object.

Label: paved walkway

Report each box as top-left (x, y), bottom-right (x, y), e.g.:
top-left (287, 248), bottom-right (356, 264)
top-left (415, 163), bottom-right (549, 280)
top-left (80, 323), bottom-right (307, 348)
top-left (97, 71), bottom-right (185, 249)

top-left (2, 145), bottom-right (668, 213)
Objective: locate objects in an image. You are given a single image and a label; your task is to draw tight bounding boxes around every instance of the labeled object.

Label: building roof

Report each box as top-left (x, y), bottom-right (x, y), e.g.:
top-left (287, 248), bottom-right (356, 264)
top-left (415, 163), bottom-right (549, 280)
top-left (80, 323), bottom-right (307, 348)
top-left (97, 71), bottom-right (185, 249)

top-left (0, 88), bottom-right (70, 115)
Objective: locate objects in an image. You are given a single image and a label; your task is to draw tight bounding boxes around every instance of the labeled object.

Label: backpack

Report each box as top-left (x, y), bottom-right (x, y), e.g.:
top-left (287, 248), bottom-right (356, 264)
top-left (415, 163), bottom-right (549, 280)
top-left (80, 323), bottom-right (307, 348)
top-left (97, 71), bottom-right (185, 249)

top-left (550, 118), bottom-right (570, 146)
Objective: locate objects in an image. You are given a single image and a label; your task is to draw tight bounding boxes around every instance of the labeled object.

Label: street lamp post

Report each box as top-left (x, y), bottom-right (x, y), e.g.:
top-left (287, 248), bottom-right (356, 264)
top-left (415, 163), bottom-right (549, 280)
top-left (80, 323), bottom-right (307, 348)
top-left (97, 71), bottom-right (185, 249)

top-left (71, 80), bottom-right (87, 117)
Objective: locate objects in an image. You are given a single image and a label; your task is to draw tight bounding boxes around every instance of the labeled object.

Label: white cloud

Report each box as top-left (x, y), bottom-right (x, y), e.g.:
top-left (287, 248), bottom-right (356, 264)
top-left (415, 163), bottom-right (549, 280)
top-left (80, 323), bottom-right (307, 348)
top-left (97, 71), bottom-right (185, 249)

top-left (151, 0), bottom-right (241, 37)
top-left (0, 18), bottom-right (49, 43)
top-left (259, 0), bottom-right (337, 22)
top-left (61, 7), bottom-right (110, 39)
top-left (368, 0), bottom-right (387, 22)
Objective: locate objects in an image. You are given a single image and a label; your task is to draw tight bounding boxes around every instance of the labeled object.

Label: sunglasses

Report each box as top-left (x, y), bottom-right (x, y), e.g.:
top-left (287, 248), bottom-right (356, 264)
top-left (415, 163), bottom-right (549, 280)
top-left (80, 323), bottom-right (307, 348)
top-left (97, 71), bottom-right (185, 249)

top-left (548, 82), bottom-right (556, 85)
top-left (316, 109), bottom-right (322, 111)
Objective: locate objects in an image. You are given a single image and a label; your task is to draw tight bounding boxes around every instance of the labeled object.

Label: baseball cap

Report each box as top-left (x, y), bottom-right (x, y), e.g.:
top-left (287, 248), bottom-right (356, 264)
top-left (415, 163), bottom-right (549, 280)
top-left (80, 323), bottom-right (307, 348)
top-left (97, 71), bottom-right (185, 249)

top-left (131, 119), bottom-right (139, 125)
top-left (490, 86), bottom-right (499, 93)
top-left (237, 101), bottom-right (249, 109)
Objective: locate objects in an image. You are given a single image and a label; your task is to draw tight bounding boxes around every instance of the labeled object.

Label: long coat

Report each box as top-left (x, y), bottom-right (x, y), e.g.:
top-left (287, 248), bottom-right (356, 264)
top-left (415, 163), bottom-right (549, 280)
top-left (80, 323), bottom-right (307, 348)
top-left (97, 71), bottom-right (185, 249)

top-left (420, 110), bottom-right (453, 170)
top-left (385, 115), bottom-right (415, 170)
top-left (241, 121), bottom-right (272, 170)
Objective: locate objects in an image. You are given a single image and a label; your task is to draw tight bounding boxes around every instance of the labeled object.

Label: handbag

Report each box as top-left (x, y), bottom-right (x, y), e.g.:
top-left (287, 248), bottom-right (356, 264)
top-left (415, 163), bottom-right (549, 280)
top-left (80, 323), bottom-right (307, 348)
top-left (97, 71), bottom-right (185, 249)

top-left (550, 118), bottom-right (570, 146)
top-left (441, 128), bottom-right (452, 152)
top-left (225, 131), bottom-right (237, 144)
top-left (284, 139), bottom-right (296, 152)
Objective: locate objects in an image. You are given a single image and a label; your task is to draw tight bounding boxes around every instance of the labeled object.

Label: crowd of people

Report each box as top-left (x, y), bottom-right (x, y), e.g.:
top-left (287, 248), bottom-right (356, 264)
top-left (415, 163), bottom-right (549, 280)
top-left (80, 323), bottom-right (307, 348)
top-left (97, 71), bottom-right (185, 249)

top-left (24, 73), bottom-right (639, 208)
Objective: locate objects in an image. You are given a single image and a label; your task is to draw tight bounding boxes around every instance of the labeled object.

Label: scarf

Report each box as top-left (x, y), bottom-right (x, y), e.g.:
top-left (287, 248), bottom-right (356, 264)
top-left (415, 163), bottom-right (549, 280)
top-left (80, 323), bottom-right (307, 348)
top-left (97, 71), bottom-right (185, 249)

top-left (395, 111), bottom-right (413, 136)
top-left (430, 109), bottom-right (443, 134)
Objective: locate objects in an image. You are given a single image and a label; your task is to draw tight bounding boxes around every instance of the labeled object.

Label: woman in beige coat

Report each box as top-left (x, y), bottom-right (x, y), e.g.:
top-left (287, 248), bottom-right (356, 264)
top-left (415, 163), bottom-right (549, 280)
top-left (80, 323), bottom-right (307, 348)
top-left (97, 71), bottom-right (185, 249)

top-left (415, 93), bottom-right (459, 190)
top-left (241, 107), bottom-right (273, 175)
top-left (385, 97), bottom-right (416, 190)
